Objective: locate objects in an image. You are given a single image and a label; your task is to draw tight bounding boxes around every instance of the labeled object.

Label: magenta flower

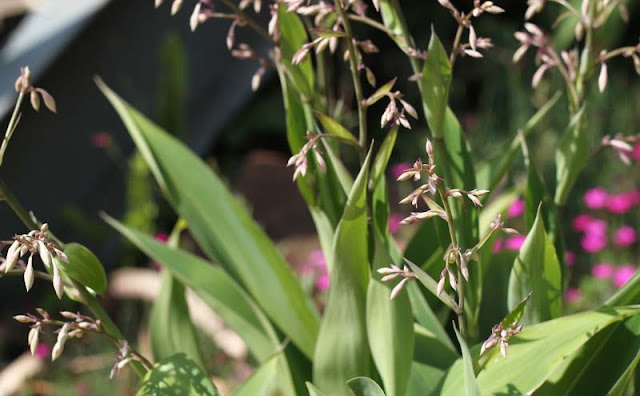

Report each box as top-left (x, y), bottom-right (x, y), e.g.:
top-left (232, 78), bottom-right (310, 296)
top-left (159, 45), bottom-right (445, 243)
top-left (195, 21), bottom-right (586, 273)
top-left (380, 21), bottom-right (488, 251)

top-left (154, 233), bottom-right (169, 243)
top-left (572, 214), bottom-right (594, 232)
top-left (614, 265), bottom-right (636, 288)
top-left (391, 162), bottom-right (412, 180)
top-left (630, 190), bottom-right (640, 205)
top-left (90, 132), bottom-right (112, 148)
top-left (505, 235), bottom-right (525, 251)
top-left (308, 250), bottom-right (326, 269)
top-left (583, 187), bottom-right (608, 209)
top-left (315, 274), bottom-right (330, 292)
top-left (607, 193), bottom-right (634, 215)
top-left (581, 232), bottom-right (607, 253)
top-left (388, 213), bottom-right (404, 234)
top-left (614, 226), bottom-right (636, 248)
top-left (565, 251), bottom-right (576, 267)
top-left (564, 288), bottom-right (581, 304)
top-left (584, 219), bottom-right (607, 236)
top-left (592, 263), bottom-right (614, 279)
top-left (35, 343), bottom-right (51, 359)
top-left (507, 198), bottom-right (525, 218)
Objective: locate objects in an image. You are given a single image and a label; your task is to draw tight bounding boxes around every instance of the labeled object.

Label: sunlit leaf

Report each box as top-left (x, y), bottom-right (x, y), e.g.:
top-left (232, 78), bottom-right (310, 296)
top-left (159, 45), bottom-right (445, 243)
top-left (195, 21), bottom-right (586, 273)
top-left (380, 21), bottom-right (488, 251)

top-left (347, 377), bottom-right (387, 396)
top-left (137, 353), bottom-right (221, 396)
top-left (60, 243), bottom-right (107, 294)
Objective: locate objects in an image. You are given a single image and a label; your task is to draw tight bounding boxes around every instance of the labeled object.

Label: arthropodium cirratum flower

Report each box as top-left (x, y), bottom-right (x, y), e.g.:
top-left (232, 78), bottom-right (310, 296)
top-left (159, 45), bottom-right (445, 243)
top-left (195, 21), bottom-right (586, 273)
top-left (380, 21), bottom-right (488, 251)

top-left (377, 264), bottom-right (416, 300)
top-left (480, 321), bottom-right (523, 358)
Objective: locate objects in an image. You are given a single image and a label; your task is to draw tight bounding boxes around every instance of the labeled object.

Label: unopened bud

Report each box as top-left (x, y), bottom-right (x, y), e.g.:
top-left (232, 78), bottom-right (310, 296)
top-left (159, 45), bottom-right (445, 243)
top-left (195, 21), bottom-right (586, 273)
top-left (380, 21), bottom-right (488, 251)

top-left (170, 0), bottom-right (183, 15)
top-left (24, 254), bottom-right (34, 292)
top-left (13, 315), bottom-right (33, 323)
top-left (38, 241), bottom-right (52, 269)
top-left (190, 3), bottom-right (202, 31)
top-left (53, 261), bottom-right (64, 299)
top-left (30, 90), bottom-right (40, 111)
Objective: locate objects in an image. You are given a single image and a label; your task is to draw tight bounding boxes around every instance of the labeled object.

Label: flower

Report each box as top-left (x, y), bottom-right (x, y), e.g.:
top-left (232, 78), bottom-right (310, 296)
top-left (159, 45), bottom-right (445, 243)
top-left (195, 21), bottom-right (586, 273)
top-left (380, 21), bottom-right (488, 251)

top-left (582, 232), bottom-right (607, 253)
top-left (583, 187), bottom-right (608, 209)
top-left (315, 274), bottom-right (330, 292)
top-left (592, 263), bottom-right (614, 279)
top-left (391, 162), bottom-right (412, 180)
top-left (572, 214), bottom-right (594, 232)
top-left (564, 288), bottom-right (581, 303)
top-left (505, 235), bottom-right (526, 251)
top-left (507, 198), bottom-right (525, 218)
top-left (607, 193), bottom-right (634, 215)
top-left (565, 251), bottom-right (576, 267)
top-left (584, 219), bottom-right (607, 236)
top-left (614, 226), bottom-right (636, 248)
top-left (388, 213), bottom-right (403, 234)
top-left (35, 343), bottom-right (51, 360)
top-left (614, 265), bottom-right (636, 288)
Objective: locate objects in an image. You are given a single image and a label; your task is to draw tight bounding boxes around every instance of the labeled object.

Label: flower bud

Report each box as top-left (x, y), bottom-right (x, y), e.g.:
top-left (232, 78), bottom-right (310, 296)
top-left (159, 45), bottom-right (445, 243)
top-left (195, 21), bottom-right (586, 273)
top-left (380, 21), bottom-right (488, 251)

top-left (170, 0), bottom-right (183, 15)
top-left (52, 323), bottom-right (70, 361)
top-left (13, 315), bottom-right (33, 323)
top-left (38, 241), bottom-right (52, 269)
top-left (24, 254), bottom-right (34, 292)
top-left (53, 261), bottom-right (64, 299)
top-left (28, 326), bottom-right (39, 355)
top-left (5, 240), bottom-right (20, 272)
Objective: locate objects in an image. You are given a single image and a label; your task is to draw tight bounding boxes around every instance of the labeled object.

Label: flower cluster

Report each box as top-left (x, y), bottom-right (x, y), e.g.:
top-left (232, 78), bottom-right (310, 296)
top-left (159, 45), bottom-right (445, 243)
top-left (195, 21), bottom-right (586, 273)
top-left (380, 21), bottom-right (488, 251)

top-left (286, 130), bottom-right (326, 181)
top-left (376, 264), bottom-right (416, 300)
top-left (14, 66), bottom-right (56, 113)
top-left (2, 223), bottom-right (68, 298)
top-left (480, 321), bottom-right (523, 358)
top-left (14, 310), bottom-right (101, 361)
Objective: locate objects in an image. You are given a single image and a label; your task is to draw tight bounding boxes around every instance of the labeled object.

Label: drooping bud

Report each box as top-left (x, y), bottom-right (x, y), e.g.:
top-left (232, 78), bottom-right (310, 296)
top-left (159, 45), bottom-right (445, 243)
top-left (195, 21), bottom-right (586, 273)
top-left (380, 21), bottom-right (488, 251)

top-left (5, 240), bottom-right (20, 272)
top-left (53, 260), bottom-right (64, 299)
top-left (38, 240), bottom-right (52, 269)
top-left (170, 0), bottom-right (183, 15)
top-left (28, 325), bottom-right (40, 355)
top-left (52, 323), bottom-right (70, 361)
top-left (30, 90), bottom-right (40, 111)
top-left (598, 62), bottom-right (608, 93)
top-left (24, 254), bottom-right (34, 292)
top-left (190, 3), bottom-right (202, 31)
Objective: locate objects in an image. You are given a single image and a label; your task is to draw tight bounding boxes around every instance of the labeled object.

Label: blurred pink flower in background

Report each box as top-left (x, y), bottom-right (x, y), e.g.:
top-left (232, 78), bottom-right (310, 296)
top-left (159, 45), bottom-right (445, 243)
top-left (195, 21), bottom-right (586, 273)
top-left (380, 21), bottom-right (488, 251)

top-left (308, 250), bottom-right (326, 268)
top-left (634, 143), bottom-right (640, 162)
top-left (614, 265), bottom-right (636, 288)
top-left (582, 232), bottom-right (607, 253)
top-left (572, 214), bottom-right (593, 232)
top-left (90, 132), bottom-right (112, 148)
top-left (307, 250), bottom-right (330, 292)
top-left (492, 238), bottom-right (504, 252)
top-left (614, 226), bottom-right (636, 248)
top-left (507, 198), bottom-right (525, 218)
top-left (607, 193), bottom-right (634, 215)
top-left (505, 235), bottom-right (525, 251)
top-left (565, 251), bottom-right (576, 266)
top-left (564, 288), bottom-right (581, 303)
top-left (315, 274), bottom-right (330, 292)
top-left (154, 233), bottom-right (169, 243)
top-left (583, 187), bottom-right (608, 209)
top-left (35, 343), bottom-right (51, 359)
top-left (630, 190), bottom-right (640, 205)
top-left (391, 162), bottom-right (412, 180)
top-left (592, 263), bottom-right (614, 279)
top-left (584, 219), bottom-right (607, 235)
top-left (388, 213), bottom-right (403, 234)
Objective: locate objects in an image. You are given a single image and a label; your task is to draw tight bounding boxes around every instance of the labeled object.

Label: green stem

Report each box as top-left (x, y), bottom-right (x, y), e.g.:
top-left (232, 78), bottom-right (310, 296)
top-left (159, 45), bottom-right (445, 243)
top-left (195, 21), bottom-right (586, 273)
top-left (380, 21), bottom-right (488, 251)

top-left (0, 91), bottom-right (25, 168)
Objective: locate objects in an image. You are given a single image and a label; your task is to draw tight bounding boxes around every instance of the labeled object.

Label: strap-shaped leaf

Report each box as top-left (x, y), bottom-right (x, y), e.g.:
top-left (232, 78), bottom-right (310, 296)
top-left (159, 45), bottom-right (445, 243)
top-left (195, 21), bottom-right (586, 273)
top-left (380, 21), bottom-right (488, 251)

top-left (554, 107), bottom-right (588, 205)
top-left (421, 30), bottom-right (451, 139)
top-left (137, 353), bottom-right (221, 396)
top-left (454, 325), bottom-right (481, 396)
top-left (98, 80), bottom-right (319, 359)
top-left (313, 151), bottom-right (373, 395)
top-left (233, 352), bottom-right (295, 396)
top-left (347, 377), bottom-right (387, 396)
top-left (277, 4), bottom-right (314, 97)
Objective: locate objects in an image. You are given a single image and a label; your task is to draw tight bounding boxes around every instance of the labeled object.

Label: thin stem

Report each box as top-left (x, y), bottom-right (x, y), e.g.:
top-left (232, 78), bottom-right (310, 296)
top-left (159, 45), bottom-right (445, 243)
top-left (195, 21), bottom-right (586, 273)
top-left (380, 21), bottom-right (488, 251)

top-left (0, 91), bottom-right (25, 168)
top-left (332, 0), bottom-right (367, 152)
top-left (313, 133), bottom-right (364, 152)
top-left (436, 184), bottom-right (466, 338)
top-left (2, 268), bottom-right (56, 283)
top-left (449, 24), bottom-right (465, 67)
top-left (546, 48), bottom-right (580, 110)
top-left (218, 0), bottom-right (275, 45)
top-left (347, 14), bottom-right (397, 40)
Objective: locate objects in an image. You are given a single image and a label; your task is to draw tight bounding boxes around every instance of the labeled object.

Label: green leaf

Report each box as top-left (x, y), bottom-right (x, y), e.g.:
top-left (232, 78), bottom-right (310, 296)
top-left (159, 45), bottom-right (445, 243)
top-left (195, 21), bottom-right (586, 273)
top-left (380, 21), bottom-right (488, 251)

top-left (150, 270), bottom-right (205, 369)
top-left (233, 353), bottom-right (295, 396)
top-left (315, 112), bottom-right (357, 143)
top-left (366, 236), bottom-right (413, 396)
top-left (538, 314), bottom-right (640, 395)
top-left (405, 258), bottom-right (458, 312)
top-left (508, 205), bottom-right (562, 325)
top-left (277, 4), bottom-right (314, 97)
top-left (440, 307), bottom-right (640, 395)
top-left (137, 353), bottom-right (221, 396)
top-left (501, 292), bottom-right (530, 329)
top-left (524, 165), bottom-right (553, 231)
top-left (413, 324), bottom-right (459, 369)
top-left (555, 107), bottom-right (588, 205)
top-left (407, 283), bottom-right (455, 352)
top-left (407, 361), bottom-right (446, 396)
top-left (59, 243), bottom-right (107, 294)
top-left (369, 126), bottom-right (398, 191)
top-left (347, 377), bottom-right (387, 396)
top-left (98, 80), bottom-right (319, 359)
top-left (364, 78), bottom-right (397, 107)
top-left (421, 30), bottom-right (451, 139)
top-left (454, 325), bottom-right (481, 396)
top-left (378, 0), bottom-right (411, 49)
top-left (306, 382), bottom-right (330, 396)
top-left (605, 270), bottom-right (640, 307)
top-left (105, 216), bottom-right (280, 362)
top-left (313, 151), bottom-right (373, 395)
top-left (475, 91), bottom-right (561, 191)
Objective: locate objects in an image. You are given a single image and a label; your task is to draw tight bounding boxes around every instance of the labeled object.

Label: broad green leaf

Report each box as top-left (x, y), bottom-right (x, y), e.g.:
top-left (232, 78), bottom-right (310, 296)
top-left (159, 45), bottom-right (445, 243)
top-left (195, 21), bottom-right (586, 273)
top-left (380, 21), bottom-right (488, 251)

top-left (405, 258), bottom-right (457, 312)
top-left (98, 81), bottom-right (319, 359)
top-left (500, 292), bottom-right (530, 330)
top-left (150, 271), bottom-right (205, 369)
top-left (378, 0), bottom-right (411, 49)
top-left (306, 382), bottom-right (330, 396)
top-left (407, 361), bottom-right (446, 396)
top-left (407, 283), bottom-right (455, 352)
top-left (475, 91), bottom-right (561, 191)
top-left (366, 236), bottom-right (413, 396)
top-left (508, 205), bottom-right (562, 325)
top-left (413, 324), bottom-right (458, 369)
top-left (440, 307), bottom-right (640, 395)
top-left (523, 165), bottom-right (552, 231)
top-left (605, 270), bottom-right (640, 307)
top-left (313, 151), bottom-right (373, 395)
top-left (105, 216), bottom-right (280, 362)
top-left (370, 126), bottom-right (398, 191)
top-left (555, 107), bottom-right (588, 205)
top-left (538, 314), bottom-right (640, 395)
top-left (347, 377), bottom-right (386, 396)
top-left (149, 222), bottom-right (204, 368)
top-left (421, 30), bottom-right (451, 139)
top-left (277, 4), bottom-right (314, 97)
top-left (477, 249), bottom-right (516, 335)
top-left (60, 243), bottom-right (107, 294)
top-left (234, 352), bottom-right (295, 396)
top-left (454, 325), bottom-right (481, 396)
top-left (137, 353), bottom-right (221, 396)
top-left (315, 112), bottom-right (357, 143)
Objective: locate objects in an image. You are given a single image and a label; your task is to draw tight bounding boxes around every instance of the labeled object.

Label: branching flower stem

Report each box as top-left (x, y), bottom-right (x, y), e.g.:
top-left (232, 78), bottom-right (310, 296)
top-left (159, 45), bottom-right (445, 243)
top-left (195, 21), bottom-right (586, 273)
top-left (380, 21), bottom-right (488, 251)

top-left (332, 0), bottom-right (367, 152)
top-left (218, 0), bottom-right (275, 45)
